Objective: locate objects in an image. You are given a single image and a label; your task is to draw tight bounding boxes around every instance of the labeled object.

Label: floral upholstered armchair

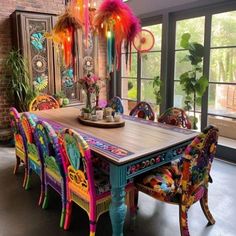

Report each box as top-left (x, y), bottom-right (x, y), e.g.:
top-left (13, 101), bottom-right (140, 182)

top-left (135, 125), bottom-right (219, 236)
top-left (158, 107), bottom-right (191, 129)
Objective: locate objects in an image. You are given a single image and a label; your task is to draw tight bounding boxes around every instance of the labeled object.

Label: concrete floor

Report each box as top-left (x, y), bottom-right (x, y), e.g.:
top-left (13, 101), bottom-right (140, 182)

top-left (0, 146), bottom-right (236, 236)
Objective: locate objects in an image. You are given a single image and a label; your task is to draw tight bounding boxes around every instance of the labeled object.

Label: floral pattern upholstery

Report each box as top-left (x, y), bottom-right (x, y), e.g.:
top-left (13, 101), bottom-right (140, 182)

top-left (129, 101), bottom-right (155, 120)
top-left (107, 96), bottom-right (124, 114)
top-left (158, 107), bottom-right (191, 129)
top-left (136, 125), bottom-right (219, 236)
top-left (29, 95), bottom-right (60, 111)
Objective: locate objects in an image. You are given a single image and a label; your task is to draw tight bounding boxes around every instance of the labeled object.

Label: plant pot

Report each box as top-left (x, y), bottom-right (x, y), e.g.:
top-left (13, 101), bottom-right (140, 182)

top-left (83, 112), bottom-right (91, 120)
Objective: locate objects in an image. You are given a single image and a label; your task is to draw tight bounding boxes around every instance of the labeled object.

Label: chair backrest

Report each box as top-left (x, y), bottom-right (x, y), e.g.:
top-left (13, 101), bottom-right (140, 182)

top-left (60, 128), bottom-right (96, 199)
top-left (181, 125), bottom-right (219, 203)
top-left (9, 107), bottom-right (24, 149)
top-left (158, 107), bottom-right (191, 129)
top-left (21, 113), bottom-right (37, 143)
top-left (34, 120), bottom-right (65, 178)
top-left (29, 95), bottom-right (60, 111)
top-left (107, 96), bottom-right (124, 114)
top-left (129, 101), bottom-right (155, 121)
top-left (21, 112), bottom-right (39, 157)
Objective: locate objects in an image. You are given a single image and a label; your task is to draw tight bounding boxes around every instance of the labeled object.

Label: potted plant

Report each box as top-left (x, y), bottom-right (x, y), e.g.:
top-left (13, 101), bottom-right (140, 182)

top-left (179, 33), bottom-right (209, 129)
top-left (53, 91), bottom-right (66, 107)
top-left (6, 50), bottom-right (35, 111)
top-left (153, 75), bottom-right (162, 110)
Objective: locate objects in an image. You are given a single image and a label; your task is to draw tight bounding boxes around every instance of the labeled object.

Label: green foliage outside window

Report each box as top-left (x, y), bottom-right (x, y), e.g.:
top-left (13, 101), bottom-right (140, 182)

top-left (179, 33), bottom-right (208, 129)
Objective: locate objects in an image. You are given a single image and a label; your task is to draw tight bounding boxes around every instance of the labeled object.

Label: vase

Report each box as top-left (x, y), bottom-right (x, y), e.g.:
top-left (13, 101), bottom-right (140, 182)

top-left (86, 92), bottom-right (92, 110)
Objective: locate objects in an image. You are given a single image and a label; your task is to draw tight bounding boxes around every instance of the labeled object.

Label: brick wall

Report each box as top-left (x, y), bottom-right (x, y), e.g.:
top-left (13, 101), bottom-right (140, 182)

top-left (0, 0), bottom-right (65, 129)
top-left (0, 0), bottom-right (107, 129)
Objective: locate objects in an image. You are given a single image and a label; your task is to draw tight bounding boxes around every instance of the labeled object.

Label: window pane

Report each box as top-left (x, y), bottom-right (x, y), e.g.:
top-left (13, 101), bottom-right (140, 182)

top-left (121, 78), bottom-right (137, 100)
top-left (143, 24), bottom-right (162, 51)
top-left (174, 82), bottom-right (201, 112)
top-left (174, 50), bottom-right (198, 80)
top-left (211, 11), bottom-right (236, 47)
top-left (141, 79), bottom-right (155, 103)
top-left (208, 83), bottom-right (236, 118)
top-left (209, 48), bottom-right (236, 83)
top-left (175, 17), bottom-right (205, 50)
top-left (141, 52), bottom-right (161, 78)
top-left (121, 53), bottom-right (137, 77)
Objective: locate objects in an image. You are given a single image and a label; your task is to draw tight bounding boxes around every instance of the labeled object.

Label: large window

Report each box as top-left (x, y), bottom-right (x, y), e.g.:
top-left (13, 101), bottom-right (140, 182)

top-left (173, 8), bottom-right (236, 139)
top-left (174, 17), bottom-right (205, 129)
top-left (121, 24), bottom-right (162, 114)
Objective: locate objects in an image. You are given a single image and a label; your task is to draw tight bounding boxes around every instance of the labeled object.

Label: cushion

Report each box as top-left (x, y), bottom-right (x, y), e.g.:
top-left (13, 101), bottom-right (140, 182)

top-left (136, 163), bottom-right (182, 202)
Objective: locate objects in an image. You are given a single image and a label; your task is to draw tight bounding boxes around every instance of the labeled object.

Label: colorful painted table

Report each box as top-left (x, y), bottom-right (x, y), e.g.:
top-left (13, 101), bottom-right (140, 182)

top-left (31, 107), bottom-right (197, 236)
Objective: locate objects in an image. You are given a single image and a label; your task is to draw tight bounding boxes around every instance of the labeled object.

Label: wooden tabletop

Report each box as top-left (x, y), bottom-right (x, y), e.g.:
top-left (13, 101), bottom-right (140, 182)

top-left (31, 107), bottom-right (198, 164)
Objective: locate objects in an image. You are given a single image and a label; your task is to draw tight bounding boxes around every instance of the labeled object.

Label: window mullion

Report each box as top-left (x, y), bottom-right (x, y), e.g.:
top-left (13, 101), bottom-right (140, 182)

top-left (137, 53), bottom-right (141, 102)
top-left (201, 13), bottom-right (212, 131)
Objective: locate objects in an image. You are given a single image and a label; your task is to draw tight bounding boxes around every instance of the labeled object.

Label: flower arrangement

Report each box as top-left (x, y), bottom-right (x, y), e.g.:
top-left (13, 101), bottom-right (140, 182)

top-left (78, 74), bottom-right (100, 112)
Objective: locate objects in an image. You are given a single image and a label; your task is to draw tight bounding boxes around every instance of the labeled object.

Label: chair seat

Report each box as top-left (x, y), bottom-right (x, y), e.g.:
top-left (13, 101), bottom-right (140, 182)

top-left (136, 163), bottom-right (182, 202)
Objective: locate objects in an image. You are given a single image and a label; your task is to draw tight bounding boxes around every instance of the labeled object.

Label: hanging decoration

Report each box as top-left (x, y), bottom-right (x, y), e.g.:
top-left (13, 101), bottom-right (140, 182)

top-left (93, 0), bottom-right (141, 73)
top-left (45, 0), bottom-right (97, 69)
top-left (133, 29), bottom-right (155, 53)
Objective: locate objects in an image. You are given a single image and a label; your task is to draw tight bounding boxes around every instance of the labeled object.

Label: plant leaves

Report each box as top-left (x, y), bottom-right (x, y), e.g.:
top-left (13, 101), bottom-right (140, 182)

top-left (180, 33), bottom-right (191, 49)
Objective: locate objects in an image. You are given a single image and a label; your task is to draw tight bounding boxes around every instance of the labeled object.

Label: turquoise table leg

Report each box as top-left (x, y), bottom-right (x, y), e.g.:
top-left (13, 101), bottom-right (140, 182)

top-left (109, 164), bottom-right (128, 236)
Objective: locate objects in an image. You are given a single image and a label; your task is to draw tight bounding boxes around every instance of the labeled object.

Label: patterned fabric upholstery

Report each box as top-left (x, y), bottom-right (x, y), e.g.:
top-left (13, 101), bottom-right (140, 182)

top-left (136, 125), bottom-right (219, 236)
top-left (60, 128), bottom-right (135, 235)
top-left (34, 120), bottom-right (66, 227)
top-left (158, 107), bottom-right (191, 129)
top-left (29, 95), bottom-right (60, 111)
top-left (9, 107), bottom-right (26, 183)
top-left (20, 113), bottom-right (42, 191)
top-left (129, 101), bottom-right (155, 120)
top-left (107, 96), bottom-right (124, 114)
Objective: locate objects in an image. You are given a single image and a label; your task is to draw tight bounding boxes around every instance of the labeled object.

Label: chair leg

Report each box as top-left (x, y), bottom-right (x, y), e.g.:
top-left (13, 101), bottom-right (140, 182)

top-left (13, 156), bottom-right (21, 175)
top-left (129, 188), bottom-right (139, 231)
top-left (179, 204), bottom-right (190, 236)
top-left (42, 184), bottom-right (49, 209)
top-left (64, 201), bottom-right (72, 230)
top-left (60, 201), bottom-right (66, 228)
top-left (24, 167), bottom-right (32, 191)
top-left (200, 190), bottom-right (215, 225)
top-left (89, 219), bottom-right (97, 236)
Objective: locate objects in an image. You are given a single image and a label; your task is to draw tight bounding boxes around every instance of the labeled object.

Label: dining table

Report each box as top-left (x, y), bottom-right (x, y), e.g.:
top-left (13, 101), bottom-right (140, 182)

top-left (31, 106), bottom-right (197, 236)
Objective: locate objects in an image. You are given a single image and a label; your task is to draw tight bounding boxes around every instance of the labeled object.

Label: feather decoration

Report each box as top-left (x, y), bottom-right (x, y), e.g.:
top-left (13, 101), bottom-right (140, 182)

top-left (94, 0), bottom-right (141, 72)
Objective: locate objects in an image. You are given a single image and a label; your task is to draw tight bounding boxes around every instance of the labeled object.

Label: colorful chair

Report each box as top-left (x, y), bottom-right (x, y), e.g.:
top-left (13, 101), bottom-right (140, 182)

top-left (9, 107), bottom-right (27, 186)
top-left (60, 128), bottom-right (135, 236)
top-left (20, 113), bottom-right (45, 201)
top-left (34, 120), bottom-right (67, 228)
top-left (129, 101), bottom-right (155, 120)
top-left (158, 107), bottom-right (191, 129)
top-left (135, 125), bottom-right (219, 236)
top-left (107, 96), bottom-right (124, 114)
top-left (29, 94), bottom-right (60, 111)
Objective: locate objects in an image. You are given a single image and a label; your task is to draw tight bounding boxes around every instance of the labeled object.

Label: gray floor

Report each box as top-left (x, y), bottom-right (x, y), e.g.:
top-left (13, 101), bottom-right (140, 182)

top-left (0, 146), bottom-right (236, 236)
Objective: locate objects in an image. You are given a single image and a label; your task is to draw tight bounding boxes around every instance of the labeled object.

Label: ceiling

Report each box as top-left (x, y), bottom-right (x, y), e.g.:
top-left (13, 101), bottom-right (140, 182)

top-left (126, 0), bottom-right (200, 16)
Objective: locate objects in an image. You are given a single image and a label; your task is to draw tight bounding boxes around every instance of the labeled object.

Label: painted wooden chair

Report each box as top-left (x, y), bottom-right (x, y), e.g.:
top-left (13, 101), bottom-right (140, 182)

top-left (60, 128), bottom-right (135, 236)
top-left (107, 96), bottom-right (124, 114)
top-left (29, 94), bottom-right (60, 111)
top-left (20, 112), bottom-right (45, 202)
top-left (34, 120), bottom-right (67, 228)
top-left (158, 107), bottom-right (191, 129)
top-left (9, 107), bottom-right (27, 187)
top-left (129, 101), bottom-right (155, 120)
top-left (135, 125), bottom-right (219, 236)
